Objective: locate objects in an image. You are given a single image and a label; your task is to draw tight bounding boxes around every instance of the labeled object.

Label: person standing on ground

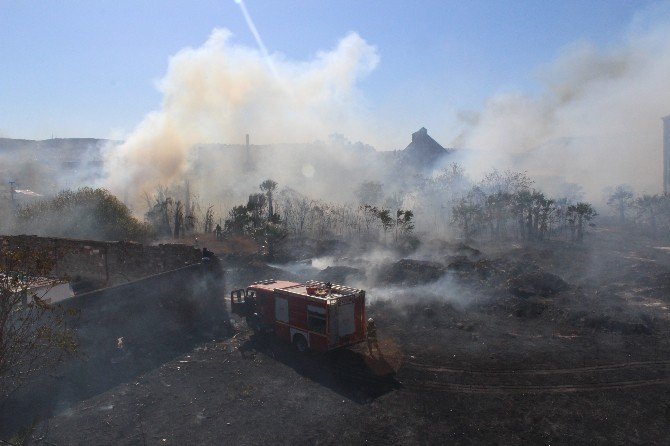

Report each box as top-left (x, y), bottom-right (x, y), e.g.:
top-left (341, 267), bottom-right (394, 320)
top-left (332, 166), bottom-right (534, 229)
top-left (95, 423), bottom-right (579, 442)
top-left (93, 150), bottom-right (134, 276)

top-left (367, 317), bottom-right (381, 357)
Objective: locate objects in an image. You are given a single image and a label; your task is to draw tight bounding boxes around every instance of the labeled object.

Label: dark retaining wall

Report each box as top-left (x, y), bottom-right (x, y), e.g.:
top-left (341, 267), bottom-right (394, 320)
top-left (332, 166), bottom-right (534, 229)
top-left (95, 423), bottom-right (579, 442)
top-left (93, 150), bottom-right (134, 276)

top-left (0, 261), bottom-right (229, 438)
top-left (0, 235), bottom-right (202, 287)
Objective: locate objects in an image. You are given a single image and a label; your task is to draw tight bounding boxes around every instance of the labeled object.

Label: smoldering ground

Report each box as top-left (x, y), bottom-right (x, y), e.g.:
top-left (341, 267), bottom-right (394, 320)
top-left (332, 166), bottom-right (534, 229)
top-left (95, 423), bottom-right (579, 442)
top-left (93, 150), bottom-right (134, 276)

top-left (0, 260), bottom-right (229, 439)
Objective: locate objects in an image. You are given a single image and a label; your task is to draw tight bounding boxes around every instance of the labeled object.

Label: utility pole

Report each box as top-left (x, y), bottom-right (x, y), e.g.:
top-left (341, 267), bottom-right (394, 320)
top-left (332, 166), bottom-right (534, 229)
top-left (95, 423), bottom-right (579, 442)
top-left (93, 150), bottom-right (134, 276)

top-left (8, 180), bottom-right (16, 204)
top-left (663, 116), bottom-right (670, 195)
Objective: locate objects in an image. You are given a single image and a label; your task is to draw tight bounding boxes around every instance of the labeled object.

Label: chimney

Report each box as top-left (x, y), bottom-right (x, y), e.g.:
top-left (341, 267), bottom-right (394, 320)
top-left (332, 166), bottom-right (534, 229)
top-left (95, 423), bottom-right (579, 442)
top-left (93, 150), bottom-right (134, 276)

top-left (8, 180), bottom-right (16, 205)
top-left (245, 133), bottom-right (254, 170)
top-left (664, 117), bottom-right (670, 195)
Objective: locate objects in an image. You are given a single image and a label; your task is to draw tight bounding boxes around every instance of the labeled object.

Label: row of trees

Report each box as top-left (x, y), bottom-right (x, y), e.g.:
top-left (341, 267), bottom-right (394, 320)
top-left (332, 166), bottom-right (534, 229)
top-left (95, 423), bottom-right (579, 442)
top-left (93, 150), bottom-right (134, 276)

top-left (277, 187), bottom-right (415, 242)
top-left (223, 180), bottom-right (417, 255)
top-left (607, 184), bottom-right (670, 238)
top-left (450, 170), bottom-right (596, 242)
top-left (11, 164), bottom-right (670, 246)
top-left (16, 169), bottom-right (661, 247)
top-left (72, 163), bottom-right (604, 245)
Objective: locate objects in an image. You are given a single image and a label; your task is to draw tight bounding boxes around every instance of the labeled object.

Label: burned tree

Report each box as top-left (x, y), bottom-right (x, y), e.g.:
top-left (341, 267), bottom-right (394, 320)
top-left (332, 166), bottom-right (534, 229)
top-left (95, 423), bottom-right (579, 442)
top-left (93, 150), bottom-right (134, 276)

top-left (360, 204), bottom-right (379, 236)
top-left (173, 200), bottom-right (184, 239)
top-left (260, 179), bottom-right (278, 222)
top-left (223, 184), bottom-right (287, 260)
top-left (145, 187), bottom-right (174, 238)
top-left (452, 196), bottom-right (481, 239)
top-left (608, 185), bottom-right (634, 225)
top-left (246, 193), bottom-right (267, 230)
top-left (377, 208), bottom-right (394, 240)
top-left (224, 205), bottom-right (252, 234)
top-left (395, 209), bottom-right (415, 241)
top-left (567, 202), bottom-right (597, 241)
top-left (203, 205), bottom-right (214, 233)
top-left (635, 194), bottom-right (662, 237)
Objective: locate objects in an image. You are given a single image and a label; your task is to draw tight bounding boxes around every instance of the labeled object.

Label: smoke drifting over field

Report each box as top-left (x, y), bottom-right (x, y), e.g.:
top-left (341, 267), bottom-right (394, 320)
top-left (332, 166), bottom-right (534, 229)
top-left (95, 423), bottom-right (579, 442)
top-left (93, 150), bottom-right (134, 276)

top-left (99, 13), bottom-right (670, 212)
top-left (103, 29), bottom-right (379, 206)
top-left (455, 16), bottom-right (670, 197)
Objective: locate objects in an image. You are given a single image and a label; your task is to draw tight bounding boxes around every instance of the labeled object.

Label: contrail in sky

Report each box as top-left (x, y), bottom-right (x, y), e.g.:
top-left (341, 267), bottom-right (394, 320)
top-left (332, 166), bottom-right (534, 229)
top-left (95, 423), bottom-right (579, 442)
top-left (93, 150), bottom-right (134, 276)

top-left (234, 0), bottom-right (278, 79)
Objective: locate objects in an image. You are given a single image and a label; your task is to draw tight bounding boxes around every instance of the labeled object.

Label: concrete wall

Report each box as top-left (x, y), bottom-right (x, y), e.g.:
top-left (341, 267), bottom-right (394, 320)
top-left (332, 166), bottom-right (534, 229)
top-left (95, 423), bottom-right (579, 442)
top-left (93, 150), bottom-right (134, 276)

top-left (0, 261), bottom-right (229, 438)
top-left (0, 235), bottom-right (201, 287)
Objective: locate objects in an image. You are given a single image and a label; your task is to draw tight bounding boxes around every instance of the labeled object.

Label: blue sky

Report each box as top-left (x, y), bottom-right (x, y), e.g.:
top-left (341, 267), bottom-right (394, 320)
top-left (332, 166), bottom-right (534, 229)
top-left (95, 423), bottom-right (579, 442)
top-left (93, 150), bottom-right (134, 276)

top-left (0, 0), bottom-right (662, 144)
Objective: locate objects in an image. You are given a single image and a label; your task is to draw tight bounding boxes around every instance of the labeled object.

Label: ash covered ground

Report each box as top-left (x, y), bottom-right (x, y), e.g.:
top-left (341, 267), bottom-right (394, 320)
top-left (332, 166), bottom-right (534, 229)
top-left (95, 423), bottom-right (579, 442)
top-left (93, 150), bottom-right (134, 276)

top-left (19, 228), bottom-right (670, 445)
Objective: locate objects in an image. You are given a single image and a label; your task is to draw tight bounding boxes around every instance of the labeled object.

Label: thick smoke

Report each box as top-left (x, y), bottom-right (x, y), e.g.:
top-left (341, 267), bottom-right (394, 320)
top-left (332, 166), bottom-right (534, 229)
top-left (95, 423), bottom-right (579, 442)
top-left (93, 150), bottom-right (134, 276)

top-left (454, 18), bottom-right (670, 199)
top-left (103, 29), bottom-right (379, 206)
top-left (102, 14), bottom-right (670, 213)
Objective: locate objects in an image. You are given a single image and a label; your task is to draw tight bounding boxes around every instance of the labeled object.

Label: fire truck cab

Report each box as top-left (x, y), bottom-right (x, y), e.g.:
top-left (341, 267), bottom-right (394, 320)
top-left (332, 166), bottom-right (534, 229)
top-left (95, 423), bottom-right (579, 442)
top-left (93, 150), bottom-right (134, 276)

top-left (230, 279), bottom-right (366, 353)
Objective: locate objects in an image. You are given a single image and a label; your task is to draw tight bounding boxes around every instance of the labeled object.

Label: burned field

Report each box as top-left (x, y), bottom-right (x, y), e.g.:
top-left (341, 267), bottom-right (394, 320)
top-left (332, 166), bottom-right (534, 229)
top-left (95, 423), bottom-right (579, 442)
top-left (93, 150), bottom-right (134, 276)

top-left (20, 228), bottom-right (670, 445)
top-left (6, 3), bottom-right (670, 444)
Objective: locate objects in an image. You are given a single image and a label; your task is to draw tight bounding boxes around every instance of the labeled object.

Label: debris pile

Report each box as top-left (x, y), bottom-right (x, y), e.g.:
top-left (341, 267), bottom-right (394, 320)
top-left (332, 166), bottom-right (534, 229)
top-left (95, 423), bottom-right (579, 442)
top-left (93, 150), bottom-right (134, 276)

top-left (506, 271), bottom-right (569, 298)
top-left (317, 265), bottom-right (365, 284)
top-left (446, 256), bottom-right (497, 280)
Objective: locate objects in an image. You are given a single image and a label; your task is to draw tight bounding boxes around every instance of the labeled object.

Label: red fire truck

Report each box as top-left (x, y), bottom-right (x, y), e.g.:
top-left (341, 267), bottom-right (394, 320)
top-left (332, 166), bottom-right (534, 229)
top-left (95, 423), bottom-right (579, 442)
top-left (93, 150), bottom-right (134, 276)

top-left (230, 279), bottom-right (367, 353)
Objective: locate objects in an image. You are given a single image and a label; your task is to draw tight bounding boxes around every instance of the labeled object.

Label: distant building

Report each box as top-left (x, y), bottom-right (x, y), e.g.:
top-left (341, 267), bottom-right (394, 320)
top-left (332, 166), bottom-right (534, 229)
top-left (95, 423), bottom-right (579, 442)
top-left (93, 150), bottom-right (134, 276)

top-left (405, 127), bottom-right (449, 154)
top-left (399, 127), bottom-right (455, 170)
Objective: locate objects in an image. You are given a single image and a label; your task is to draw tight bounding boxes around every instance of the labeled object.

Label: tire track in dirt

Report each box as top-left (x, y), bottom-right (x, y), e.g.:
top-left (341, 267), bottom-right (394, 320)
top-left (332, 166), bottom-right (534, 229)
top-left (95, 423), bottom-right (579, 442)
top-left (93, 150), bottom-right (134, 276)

top-left (404, 378), bottom-right (670, 394)
top-left (407, 359), bottom-right (670, 375)
top-left (316, 360), bottom-right (670, 395)
top-left (401, 359), bottom-right (670, 394)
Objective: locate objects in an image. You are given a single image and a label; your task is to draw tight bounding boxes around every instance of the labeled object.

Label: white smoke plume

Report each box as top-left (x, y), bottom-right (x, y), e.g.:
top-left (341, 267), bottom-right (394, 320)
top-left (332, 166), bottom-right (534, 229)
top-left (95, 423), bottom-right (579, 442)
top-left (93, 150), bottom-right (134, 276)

top-left (103, 29), bottom-right (379, 206)
top-left (103, 12), bottom-right (670, 213)
top-left (454, 16), bottom-right (670, 199)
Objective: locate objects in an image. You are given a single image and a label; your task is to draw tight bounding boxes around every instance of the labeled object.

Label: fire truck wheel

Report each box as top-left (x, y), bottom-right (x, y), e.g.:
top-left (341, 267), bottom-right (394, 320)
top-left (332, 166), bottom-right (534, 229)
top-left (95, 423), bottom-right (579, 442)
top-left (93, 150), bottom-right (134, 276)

top-left (293, 334), bottom-right (308, 353)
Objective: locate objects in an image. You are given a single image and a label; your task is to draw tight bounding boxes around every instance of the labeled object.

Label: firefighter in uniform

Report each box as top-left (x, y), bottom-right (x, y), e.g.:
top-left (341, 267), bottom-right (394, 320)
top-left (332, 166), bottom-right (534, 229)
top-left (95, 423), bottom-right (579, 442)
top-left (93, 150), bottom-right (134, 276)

top-left (366, 318), bottom-right (381, 356)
